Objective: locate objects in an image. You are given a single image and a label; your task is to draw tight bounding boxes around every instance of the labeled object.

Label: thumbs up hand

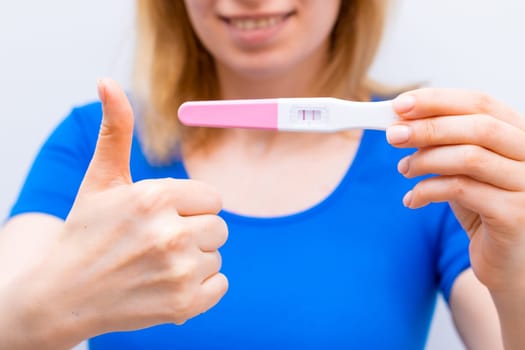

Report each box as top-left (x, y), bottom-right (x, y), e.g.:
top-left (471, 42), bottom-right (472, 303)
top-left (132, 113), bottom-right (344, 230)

top-left (18, 79), bottom-right (229, 348)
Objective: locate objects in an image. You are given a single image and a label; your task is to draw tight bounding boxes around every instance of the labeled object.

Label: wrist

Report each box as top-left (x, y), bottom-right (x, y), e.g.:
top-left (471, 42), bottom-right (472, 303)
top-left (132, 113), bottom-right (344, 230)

top-left (0, 270), bottom-right (90, 350)
top-left (491, 289), bottom-right (525, 350)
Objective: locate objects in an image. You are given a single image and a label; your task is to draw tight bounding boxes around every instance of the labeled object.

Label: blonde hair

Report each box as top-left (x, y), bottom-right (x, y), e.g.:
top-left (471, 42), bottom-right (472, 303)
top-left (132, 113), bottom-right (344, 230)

top-left (134, 0), bottom-right (390, 163)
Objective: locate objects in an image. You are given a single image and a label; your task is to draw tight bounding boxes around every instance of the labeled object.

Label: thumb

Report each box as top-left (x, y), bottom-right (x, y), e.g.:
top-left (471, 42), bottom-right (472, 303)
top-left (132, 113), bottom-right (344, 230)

top-left (81, 78), bottom-right (134, 192)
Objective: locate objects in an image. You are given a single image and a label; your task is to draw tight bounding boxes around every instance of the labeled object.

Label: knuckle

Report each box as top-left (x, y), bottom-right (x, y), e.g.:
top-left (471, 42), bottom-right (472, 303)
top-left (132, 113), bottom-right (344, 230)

top-left (473, 92), bottom-right (494, 114)
top-left (129, 183), bottom-right (163, 215)
top-left (169, 262), bottom-right (197, 284)
top-left (422, 119), bottom-right (439, 142)
top-left (172, 317), bottom-right (188, 326)
top-left (473, 114), bottom-right (500, 142)
top-left (141, 231), bottom-right (194, 273)
top-left (142, 228), bottom-right (167, 253)
top-left (169, 293), bottom-right (196, 324)
top-left (146, 221), bottom-right (192, 255)
top-left (159, 272), bottom-right (200, 324)
top-left (169, 227), bottom-right (194, 250)
top-left (450, 177), bottom-right (467, 197)
top-left (461, 145), bottom-right (486, 173)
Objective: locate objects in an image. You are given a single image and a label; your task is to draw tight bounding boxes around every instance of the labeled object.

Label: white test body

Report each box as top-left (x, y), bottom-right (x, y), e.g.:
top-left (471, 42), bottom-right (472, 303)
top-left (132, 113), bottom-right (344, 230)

top-left (277, 98), bottom-right (398, 132)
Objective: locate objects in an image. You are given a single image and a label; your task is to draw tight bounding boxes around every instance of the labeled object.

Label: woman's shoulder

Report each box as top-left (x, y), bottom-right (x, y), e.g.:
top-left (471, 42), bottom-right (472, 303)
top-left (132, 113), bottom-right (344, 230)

top-left (68, 101), bottom-right (103, 132)
top-left (36, 101), bottom-right (104, 161)
top-left (48, 101), bottom-right (103, 141)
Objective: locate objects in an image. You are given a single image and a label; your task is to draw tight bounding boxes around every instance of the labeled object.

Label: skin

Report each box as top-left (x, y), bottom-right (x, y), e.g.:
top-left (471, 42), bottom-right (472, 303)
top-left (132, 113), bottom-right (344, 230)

top-left (0, 81), bottom-right (228, 349)
top-left (184, 0), bottom-right (341, 84)
top-left (388, 90), bottom-right (525, 349)
top-left (183, 0), bottom-right (359, 218)
top-left (1, 0), bottom-right (524, 349)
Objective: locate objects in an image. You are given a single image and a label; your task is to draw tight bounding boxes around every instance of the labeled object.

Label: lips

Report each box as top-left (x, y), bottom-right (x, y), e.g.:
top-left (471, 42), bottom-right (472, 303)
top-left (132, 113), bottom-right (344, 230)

top-left (224, 13), bottom-right (293, 31)
top-left (219, 11), bottom-right (295, 46)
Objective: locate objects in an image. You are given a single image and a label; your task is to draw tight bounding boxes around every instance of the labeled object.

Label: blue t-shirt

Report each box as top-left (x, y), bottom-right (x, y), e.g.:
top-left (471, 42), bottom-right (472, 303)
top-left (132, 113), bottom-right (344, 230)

top-left (10, 102), bottom-right (470, 349)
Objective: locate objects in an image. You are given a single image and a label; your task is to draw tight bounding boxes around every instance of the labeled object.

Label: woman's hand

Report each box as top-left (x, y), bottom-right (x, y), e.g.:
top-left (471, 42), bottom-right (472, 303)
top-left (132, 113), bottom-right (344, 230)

top-left (2, 79), bottom-right (229, 350)
top-left (387, 88), bottom-right (525, 292)
top-left (386, 88), bottom-right (525, 349)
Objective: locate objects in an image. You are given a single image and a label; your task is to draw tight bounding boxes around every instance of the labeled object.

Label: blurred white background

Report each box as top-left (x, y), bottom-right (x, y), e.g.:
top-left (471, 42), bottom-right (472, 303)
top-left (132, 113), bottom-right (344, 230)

top-left (1, 1), bottom-right (524, 349)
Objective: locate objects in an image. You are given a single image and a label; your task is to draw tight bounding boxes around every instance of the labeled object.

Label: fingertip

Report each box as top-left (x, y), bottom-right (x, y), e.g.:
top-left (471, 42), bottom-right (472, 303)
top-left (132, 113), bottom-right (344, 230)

top-left (98, 78), bottom-right (128, 110)
top-left (386, 124), bottom-right (411, 145)
top-left (397, 156), bottom-right (410, 175)
top-left (83, 78), bottom-right (134, 190)
top-left (98, 78), bottom-right (134, 130)
top-left (98, 78), bottom-right (128, 106)
top-left (97, 78), bottom-right (108, 105)
top-left (403, 190), bottom-right (413, 208)
top-left (393, 94), bottom-right (416, 115)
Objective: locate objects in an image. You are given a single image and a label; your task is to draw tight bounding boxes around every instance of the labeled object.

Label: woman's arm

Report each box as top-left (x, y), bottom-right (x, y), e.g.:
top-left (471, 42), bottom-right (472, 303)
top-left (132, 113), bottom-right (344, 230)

top-left (387, 88), bottom-right (525, 349)
top-left (450, 268), bottom-right (525, 350)
top-left (0, 214), bottom-right (77, 349)
top-left (449, 268), bottom-right (503, 350)
top-left (0, 79), bottom-right (229, 350)
top-left (490, 290), bottom-right (525, 350)
top-left (0, 214), bottom-right (63, 290)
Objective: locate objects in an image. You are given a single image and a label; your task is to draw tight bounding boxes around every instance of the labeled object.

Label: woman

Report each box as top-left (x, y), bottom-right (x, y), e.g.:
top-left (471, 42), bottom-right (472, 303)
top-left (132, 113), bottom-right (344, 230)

top-left (1, 0), bottom-right (524, 349)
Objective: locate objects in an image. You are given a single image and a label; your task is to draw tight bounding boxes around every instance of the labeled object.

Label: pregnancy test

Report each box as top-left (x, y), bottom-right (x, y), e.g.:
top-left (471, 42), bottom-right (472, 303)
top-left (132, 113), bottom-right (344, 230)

top-left (178, 98), bottom-right (398, 132)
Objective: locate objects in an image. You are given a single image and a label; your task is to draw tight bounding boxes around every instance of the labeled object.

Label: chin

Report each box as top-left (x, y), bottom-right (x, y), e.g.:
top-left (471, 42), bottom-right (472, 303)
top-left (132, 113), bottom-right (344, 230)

top-left (223, 52), bottom-right (303, 79)
top-left (236, 64), bottom-right (291, 80)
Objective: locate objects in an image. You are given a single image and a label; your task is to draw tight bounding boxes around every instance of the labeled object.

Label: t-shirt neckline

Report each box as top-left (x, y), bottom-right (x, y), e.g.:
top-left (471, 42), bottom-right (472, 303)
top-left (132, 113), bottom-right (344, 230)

top-left (178, 130), bottom-right (374, 225)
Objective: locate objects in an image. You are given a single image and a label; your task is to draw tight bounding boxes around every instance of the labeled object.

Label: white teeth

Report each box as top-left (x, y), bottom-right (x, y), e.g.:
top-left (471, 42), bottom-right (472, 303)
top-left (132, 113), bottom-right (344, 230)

top-left (230, 16), bottom-right (283, 31)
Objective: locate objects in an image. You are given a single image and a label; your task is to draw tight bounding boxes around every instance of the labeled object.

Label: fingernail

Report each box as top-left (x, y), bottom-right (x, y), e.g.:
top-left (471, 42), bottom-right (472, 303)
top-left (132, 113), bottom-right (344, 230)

top-left (403, 190), bottom-right (413, 208)
top-left (393, 94), bottom-right (416, 114)
top-left (398, 156), bottom-right (410, 174)
top-left (97, 78), bottom-right (107, 105)
top-left (386, 125), bottom-right (411, 144)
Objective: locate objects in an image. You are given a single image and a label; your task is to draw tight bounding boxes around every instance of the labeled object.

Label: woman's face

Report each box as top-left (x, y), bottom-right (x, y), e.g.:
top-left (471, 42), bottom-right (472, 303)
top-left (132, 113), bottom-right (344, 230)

top-left (184, 0), bottom-right (341, 79)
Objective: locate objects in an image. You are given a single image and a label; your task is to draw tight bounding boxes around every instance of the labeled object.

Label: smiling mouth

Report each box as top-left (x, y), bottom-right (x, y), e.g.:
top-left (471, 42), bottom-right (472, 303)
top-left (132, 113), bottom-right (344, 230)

top-left (220, 12), bottom-right (295, 31)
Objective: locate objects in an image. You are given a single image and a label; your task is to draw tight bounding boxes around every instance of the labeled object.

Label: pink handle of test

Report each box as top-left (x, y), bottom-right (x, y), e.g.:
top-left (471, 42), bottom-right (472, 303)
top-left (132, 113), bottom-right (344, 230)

top-left (178, 100), bottom-right (279, 129)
